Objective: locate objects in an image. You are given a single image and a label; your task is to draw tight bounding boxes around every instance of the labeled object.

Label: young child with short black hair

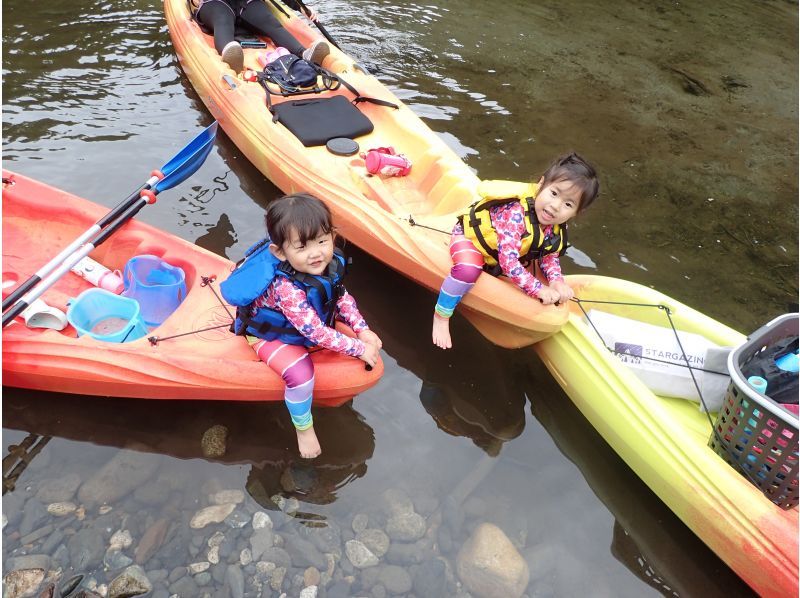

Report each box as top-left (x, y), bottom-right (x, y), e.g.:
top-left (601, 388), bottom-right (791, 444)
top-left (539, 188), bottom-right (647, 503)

top-left (222, 193), bottom-right (380, 457)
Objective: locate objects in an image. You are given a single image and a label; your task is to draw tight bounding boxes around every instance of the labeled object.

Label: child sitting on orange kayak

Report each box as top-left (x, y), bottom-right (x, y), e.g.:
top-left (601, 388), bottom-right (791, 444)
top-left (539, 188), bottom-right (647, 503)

top-left (221, 193), bottom-right (381, 458)
top-left (432, 152), bottom-right (600, 349)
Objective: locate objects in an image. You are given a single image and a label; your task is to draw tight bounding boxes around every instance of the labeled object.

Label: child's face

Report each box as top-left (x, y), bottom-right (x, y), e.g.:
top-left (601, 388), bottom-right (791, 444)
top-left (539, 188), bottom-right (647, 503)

top-left (535, 178), bottom-right (581, 226)
top-left (271, 227), bottom-right (335, 276)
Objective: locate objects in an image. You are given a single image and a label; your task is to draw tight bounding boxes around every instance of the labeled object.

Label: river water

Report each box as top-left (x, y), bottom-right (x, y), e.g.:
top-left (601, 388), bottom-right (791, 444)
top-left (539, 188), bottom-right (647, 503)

top-left (2, 0), bottom-right (796, 596)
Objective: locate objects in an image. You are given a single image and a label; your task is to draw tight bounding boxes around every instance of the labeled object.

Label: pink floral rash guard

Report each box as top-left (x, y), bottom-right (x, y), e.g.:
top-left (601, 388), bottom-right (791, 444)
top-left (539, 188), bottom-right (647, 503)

top-left (251, 277), bottom-right (368, 356)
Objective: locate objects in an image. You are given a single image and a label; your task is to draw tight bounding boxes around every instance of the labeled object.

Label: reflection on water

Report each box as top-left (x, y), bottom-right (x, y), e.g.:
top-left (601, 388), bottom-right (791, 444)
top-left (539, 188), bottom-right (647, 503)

top-left (3, 389), bottom-right (375, 508)
top-left (525, 356), bottom-right (756, 597)
top-left (2, 0), bottom-right (795, 595)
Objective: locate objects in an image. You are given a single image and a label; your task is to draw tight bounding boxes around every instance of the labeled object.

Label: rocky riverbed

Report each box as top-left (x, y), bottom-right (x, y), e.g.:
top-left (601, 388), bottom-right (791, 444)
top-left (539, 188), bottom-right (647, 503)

top-left (3, 444), bottom-right (535, 598)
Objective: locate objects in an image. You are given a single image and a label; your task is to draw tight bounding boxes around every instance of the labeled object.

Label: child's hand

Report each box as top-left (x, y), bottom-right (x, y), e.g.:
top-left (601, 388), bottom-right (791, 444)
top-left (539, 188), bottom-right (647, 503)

top-left (537, 287), bottom-right (561, 305)
top-left (358, 329), bottom-right (382, 350)
top-left (359, 341), bottom-right (380, 368)
top-left (550, 279), bottom-right (575, 302)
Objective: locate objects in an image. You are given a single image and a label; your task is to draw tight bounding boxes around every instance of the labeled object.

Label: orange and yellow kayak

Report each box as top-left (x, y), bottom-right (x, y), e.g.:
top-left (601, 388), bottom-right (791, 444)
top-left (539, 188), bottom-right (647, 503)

top-left (2, 171), bottom-right (383, 404)
top-left (164, 0), bottom-right (569, 348)
top-left (535, 275), bottom-right (798, 597)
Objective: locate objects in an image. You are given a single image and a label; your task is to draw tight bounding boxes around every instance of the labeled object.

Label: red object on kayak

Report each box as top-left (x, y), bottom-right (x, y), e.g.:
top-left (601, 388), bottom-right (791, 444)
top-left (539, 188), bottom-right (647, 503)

top-left (2, 170), bottom-right (383, 404)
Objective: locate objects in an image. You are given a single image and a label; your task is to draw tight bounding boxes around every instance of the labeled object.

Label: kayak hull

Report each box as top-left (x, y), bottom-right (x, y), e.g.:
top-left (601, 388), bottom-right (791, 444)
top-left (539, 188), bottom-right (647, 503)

top-left (534, 275), bottom-right (798, 596)
top-left (2, 171), bottom-right (383, 404)
top-left (163, 0), bottom-right (569, 348)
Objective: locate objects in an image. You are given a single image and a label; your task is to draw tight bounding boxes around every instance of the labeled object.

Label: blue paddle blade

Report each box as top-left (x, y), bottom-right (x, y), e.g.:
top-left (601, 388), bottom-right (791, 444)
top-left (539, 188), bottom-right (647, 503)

top-left (154, 122), bottom-right (218, 193)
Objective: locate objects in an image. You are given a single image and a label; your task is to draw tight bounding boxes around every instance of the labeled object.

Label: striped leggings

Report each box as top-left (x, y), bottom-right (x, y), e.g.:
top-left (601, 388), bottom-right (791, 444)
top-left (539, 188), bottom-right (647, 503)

top-left (434, 230), bottom-right (485, 318)
top-left (253, 339), bottom-right (315, 430)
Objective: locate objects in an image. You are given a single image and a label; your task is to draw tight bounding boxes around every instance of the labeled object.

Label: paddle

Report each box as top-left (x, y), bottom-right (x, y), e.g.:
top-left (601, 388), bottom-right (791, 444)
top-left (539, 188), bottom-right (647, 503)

top-left (2, 122), bottom-right (218, 328)
top-left (293, 0), bottom-right (371, 74)
top-left (3, 122), bottom-right (219, 315)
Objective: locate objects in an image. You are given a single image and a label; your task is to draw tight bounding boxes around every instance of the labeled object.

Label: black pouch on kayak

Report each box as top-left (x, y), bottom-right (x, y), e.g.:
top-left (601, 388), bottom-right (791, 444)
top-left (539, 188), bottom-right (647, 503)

top-left (272, 95), bottom-right (374, 146)
top-left (265, 55), bottom-right (320, 91)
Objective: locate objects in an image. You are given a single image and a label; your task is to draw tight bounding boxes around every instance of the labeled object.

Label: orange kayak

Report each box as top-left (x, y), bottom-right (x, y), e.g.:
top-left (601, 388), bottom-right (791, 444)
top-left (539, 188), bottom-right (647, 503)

top-left (164, 0), bottom-right (569, 348)
top-left (2, 171), bottom-right (383, 404)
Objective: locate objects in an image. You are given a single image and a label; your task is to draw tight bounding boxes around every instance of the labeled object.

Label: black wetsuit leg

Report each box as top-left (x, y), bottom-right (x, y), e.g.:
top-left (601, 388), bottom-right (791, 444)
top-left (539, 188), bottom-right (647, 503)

top-left (196, 0), bottom-right (238, 54)
top-left (238, 0), bottom-right (305, 56)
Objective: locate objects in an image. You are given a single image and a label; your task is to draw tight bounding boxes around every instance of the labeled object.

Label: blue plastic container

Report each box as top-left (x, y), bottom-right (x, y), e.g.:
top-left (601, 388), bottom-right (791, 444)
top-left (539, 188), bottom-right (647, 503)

top-left (775, 350), bottom-right (799, 373)
top-left (66, 288), bottom-right (148, 343)
top-left (747, 375), bottom-right (768, 394)
top-left (121, 255), bottom-right (187, 328)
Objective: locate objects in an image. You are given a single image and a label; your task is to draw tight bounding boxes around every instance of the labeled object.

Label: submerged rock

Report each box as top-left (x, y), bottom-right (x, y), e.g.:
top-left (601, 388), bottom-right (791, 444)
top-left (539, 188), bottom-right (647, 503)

top-left (35, 473), bottom-right (82, 504)
top-left (77, 448), bottom-right (162, 507)
top-left (37, 582), bottom-right (55, 598)
top-left (108, 530), bottom-right (133, 552)
top-left (201, 425), bottom-right (228, 458)
top-left (3, 568), bottom-right (45, 598)
top-left (190, 504), bottom-right (236, 529)
top-left (68, 528), bottom-right (105, 571)
top-left (355, 529), bottom-right (390, 558)
top-left (385, 512), bottom-right (427, 542)
top-left (107, 565), bottom-right (152, 598)
top-left (209, 489), bottom-right (244, 505)
top-left (381, 488), bottom-right (414, 517)
top-left (19, 499), bottom-right (47, 537)
top-left (46, 502), bottom-right (78, 517)
top-left (378, 564), bottom-right (413, 595)
top-left (134, 518), bottom-right (170, 564)
top-left (344, 540), bottom-right (379, 569)
top-left (456, 522), bottom-right (529, 598)
top-left (413, 558), bottom-right (447, 597)
top-left (252, 511), bottom-right (272, 530)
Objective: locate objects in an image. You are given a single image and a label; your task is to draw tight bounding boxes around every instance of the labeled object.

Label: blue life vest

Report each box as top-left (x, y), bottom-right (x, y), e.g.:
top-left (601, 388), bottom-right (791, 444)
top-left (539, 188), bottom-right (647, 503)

top-left (220, 238), bottom-right (347, 346)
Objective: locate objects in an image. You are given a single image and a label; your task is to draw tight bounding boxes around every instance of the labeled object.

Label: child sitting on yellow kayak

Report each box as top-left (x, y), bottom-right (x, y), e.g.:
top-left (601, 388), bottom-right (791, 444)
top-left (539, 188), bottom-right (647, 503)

top-left (432, 152), bottom-right (600, 349)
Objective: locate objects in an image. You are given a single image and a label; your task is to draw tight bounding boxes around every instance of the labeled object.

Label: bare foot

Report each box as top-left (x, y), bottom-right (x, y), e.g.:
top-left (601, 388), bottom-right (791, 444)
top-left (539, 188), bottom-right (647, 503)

top-left (296, 427), bottom-right (321, 458)
top-left (432, 313), bottom-right (453, 349)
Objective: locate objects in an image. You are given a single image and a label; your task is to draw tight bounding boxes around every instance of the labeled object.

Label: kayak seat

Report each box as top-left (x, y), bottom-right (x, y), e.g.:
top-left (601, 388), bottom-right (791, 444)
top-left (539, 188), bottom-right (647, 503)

top-left (411, 149), bottom-right (477, 216)
top-left (428, 171), bottom-right (474, 216)
top-left (271, 95), bottom-right (374, 147)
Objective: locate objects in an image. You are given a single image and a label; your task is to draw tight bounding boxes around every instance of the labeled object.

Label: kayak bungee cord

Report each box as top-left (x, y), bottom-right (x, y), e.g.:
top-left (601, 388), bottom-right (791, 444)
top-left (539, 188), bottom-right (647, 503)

top-left (144, 276), bottom-right (333, 360)
top-left (147, 275), bottom-right (233, 346)
top-left (572, 296), bottom-right (774, 494)
top-left (407, 216), bottom-right (452, 236)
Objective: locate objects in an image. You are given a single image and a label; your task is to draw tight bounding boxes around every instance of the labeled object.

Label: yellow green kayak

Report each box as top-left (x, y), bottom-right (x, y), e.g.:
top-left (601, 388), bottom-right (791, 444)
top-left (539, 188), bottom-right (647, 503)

top-left (535, 275), bottom-right (798, 597)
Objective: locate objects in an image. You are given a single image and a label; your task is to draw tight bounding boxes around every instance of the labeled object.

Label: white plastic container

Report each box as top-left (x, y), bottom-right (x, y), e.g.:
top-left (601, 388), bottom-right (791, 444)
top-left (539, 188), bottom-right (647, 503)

top-left (71, 256), bottom-right (124, 294)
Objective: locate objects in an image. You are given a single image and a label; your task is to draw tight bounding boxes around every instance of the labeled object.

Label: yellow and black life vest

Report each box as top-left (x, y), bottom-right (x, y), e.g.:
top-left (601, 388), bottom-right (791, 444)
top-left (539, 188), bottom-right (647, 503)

top-left (459, 180), bottom-right (568, 271)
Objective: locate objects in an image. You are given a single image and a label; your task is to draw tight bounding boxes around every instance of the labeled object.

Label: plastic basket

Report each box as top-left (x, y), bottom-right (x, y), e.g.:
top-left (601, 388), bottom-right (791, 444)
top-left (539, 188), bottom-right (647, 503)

top-left (708, 313), bottom-right (799, 509)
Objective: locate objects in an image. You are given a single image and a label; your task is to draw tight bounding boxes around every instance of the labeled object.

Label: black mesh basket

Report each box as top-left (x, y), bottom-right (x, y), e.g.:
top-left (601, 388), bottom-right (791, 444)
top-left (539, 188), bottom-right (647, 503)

top-left (708, 314), bottom-right (799, 510)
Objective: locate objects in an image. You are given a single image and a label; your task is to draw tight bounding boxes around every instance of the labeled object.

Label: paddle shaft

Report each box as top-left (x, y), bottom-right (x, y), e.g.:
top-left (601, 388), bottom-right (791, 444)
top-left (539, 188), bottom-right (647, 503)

top-left (2, 121), bottom-right (218, 324)
top-left (293, 0), bottom-right (341, 50)
top-left (2, 197), bottom-right (150, 327)
top-left (1, 177), bottom-right (158, 313)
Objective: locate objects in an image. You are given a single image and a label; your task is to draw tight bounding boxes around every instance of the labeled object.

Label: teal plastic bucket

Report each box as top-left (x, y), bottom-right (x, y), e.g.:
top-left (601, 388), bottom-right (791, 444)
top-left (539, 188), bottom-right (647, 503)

top-left (66, 288), bottom-right (148, 343)
top-left (121, 255), bottom-right (187, 328)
